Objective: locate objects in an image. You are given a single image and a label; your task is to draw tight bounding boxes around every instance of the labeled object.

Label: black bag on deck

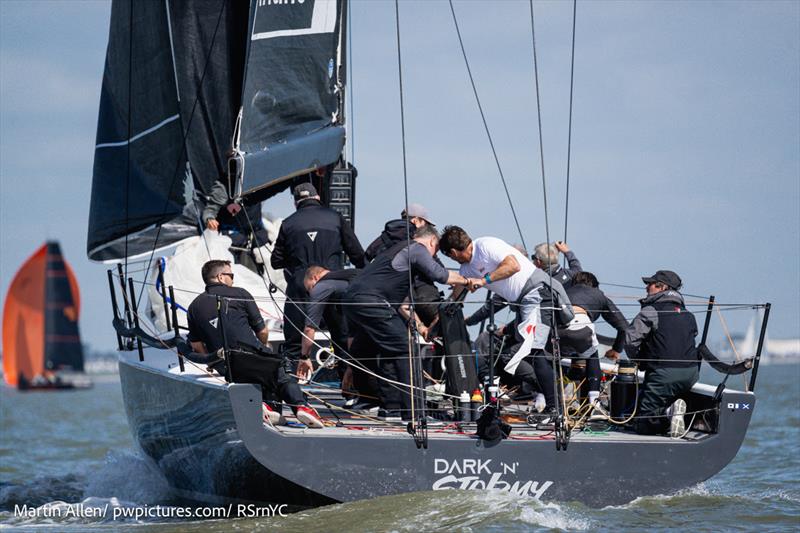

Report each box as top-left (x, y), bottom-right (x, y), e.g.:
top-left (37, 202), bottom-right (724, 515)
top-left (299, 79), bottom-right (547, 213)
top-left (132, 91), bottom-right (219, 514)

top-left (476, 403), bottom-right (511, 443)
top-left (437, 301), bottom-right (480, 397)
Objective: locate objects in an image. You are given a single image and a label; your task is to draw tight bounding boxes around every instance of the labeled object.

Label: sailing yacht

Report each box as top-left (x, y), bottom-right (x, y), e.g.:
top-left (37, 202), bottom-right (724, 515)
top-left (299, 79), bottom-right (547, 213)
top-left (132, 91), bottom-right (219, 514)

top-left (88, 0), bottom-right (767, 508)
top-left (2, 241), bottom-right (91, 390)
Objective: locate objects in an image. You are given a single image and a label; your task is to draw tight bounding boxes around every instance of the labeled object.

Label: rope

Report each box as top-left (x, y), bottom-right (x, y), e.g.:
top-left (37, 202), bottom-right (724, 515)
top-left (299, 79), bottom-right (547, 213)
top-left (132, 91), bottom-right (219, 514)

top-left (715, 305), bottom-right (749, 390)
top-left (447, 0), bottom-right (527, 252)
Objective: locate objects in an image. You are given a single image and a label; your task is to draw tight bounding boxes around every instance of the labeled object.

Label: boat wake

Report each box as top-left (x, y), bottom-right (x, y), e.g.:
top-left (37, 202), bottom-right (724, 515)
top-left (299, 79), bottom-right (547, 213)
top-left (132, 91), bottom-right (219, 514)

top-left (0, 450), bottom-right (173, 526)
top-left (241, 490), bottom-right (594, 532)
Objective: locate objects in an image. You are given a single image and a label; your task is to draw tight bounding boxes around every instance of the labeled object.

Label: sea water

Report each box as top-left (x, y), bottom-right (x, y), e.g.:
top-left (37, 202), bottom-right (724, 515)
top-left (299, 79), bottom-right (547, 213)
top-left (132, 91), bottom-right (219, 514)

top-left (1, 365), bottom-right (798, 532)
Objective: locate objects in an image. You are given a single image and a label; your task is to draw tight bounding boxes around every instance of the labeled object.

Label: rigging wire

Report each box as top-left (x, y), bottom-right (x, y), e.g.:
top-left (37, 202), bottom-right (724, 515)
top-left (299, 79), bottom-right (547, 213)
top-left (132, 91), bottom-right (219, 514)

top-left (448, 0), bottom-right (527, 253)
top-left (347, 2), bottom-right (355, 165)
top-left (124, 0), bottom-right (134, 288)
top-left (394, 0), bottom-right (426, 443)
top-left (134, 0), bottom-right (228, 306)
top-left (563, 0), bottom-right (577, 258)
top-left (528, 0), bottom-right (568, 447)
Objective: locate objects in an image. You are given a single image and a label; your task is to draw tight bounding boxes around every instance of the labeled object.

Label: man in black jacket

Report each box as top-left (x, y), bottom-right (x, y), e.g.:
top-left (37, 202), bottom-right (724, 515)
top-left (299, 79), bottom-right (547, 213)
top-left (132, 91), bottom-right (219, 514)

top-left (345, 225), bottom-right (469, 419)
top-left (563, 271), bottom-right (629, 412)
top-left (187, 260), bottom-right (323, 428)
top-left (303, 266), bottom-right (380, 406)
top-left (271, 183), bottom-right (366, 364)
top-left (364, 203), bottom-right (435, 261)
top-left (625, 270), bottom-right (700, 436)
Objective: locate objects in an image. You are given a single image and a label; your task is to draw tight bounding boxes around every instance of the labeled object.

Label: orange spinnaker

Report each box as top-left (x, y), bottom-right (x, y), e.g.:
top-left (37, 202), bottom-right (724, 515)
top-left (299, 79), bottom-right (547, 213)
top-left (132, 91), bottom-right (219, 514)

top-left (2, 243), bottom-right (80, 387)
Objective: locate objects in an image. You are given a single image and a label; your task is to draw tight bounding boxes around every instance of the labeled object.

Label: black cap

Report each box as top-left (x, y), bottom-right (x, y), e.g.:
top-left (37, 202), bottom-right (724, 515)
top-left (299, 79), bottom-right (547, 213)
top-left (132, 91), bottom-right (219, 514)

top-left (642, 270), bottom-right (682, 290)
top-left (293, 182), bottom-right (318, 202)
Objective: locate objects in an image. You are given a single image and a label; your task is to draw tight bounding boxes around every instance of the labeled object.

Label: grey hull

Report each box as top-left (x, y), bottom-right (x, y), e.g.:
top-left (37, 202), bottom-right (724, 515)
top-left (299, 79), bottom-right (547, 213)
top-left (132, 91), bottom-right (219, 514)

top-left (119, 355), bottom-right (754, 508)
top-left (118, 357), bottom-right (335, 507)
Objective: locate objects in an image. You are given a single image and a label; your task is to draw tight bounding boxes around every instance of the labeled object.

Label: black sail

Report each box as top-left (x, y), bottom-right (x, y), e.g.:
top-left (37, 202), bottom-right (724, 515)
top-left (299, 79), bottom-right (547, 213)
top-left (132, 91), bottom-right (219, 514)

top-left (167, 0), bottom-right (249, 195)
top-left (88, 0), bottom-right (252, 262)
top-left (88, 0), bottom-right (349, 261)
top-left (88, 0), bottom-right (197, 261)
top-left (43, 242), bottom-right (84, 372)
top-left (239, 0), bottom-right (347, 195)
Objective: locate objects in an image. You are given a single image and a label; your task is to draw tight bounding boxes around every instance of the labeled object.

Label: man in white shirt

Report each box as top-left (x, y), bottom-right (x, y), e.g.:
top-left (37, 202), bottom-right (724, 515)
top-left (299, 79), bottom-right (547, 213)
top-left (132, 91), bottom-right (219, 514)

top-left (440, 226), bottom-right (573, 420)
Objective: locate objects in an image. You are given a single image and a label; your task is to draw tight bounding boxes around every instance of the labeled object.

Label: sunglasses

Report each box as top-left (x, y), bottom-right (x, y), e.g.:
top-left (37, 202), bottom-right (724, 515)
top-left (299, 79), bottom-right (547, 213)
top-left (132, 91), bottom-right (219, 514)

top-left (219, 272), bottom-right (234, 280)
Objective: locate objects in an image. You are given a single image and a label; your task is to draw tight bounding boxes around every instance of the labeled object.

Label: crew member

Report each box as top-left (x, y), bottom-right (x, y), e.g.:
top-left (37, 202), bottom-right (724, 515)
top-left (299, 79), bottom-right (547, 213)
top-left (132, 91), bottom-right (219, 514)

top-left (202, 151), bottom-right (270, 257)
top-left (364, 203), bottom-right (435, 261)
top-left (440, 226), bottom-right (574, 423)
top-left (344, 225), bottom-right (469, 420)
top-left (271, 182), bottom-right (366, 364)
top-left (303, 265), bottom-right (380, 406)
top-left (187, 259), bottom-right (324, 428)
top-left (531, 241), bottom-right (583, 289)
top-left (563, 271), bottom-right (629, 412)
top-left (625, 270), bottom-right (700, 437)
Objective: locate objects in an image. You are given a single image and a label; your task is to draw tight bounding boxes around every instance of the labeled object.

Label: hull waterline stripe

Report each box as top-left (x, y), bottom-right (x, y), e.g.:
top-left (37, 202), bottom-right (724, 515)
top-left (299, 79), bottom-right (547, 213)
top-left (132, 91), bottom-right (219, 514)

top-left (95, 114), bottom-right (180, 149)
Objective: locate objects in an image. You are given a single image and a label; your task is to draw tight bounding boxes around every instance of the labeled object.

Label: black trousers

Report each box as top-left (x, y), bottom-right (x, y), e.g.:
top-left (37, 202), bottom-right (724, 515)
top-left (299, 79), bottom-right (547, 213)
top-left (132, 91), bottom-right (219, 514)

top-left (345, 294), bottom-right (419, 419)
top-left (512, 350), bottom-right (556, 408)
top-left (635, 365), bottom-right (699, 435)
top-left (282, 281), bottom-right (306, 360)
top-left (227, 347), bottom-right (306, 412)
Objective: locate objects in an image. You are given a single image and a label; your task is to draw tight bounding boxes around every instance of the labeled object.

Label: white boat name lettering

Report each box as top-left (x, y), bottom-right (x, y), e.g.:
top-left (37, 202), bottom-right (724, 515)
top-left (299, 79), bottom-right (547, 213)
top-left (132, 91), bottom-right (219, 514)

top-left (432, 459), bottom-right (553, 499)
top-left (727, 402), bottom-right (750, 410)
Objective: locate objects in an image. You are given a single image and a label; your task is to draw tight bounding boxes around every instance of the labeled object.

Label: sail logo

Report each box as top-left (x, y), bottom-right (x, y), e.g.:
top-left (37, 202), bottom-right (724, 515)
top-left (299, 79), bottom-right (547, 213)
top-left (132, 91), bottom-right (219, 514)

top-left (253, 0), bottom-right (337, 41)
top-left (432, 458), bottom-right (553, 499)
top-left (209, 318), bottom-right (219, 329)
top-left (727, 403), bottom-right (750, 410)
top-left (307, 232), bottom-right (318, 242)
top-left (259, 0), bottom-right (306, 5)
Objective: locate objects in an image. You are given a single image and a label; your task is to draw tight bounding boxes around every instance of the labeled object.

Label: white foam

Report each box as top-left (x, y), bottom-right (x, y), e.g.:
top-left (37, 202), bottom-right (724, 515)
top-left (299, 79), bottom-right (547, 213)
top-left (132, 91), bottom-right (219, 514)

top-left (82, 450), bottom-right (172, 505)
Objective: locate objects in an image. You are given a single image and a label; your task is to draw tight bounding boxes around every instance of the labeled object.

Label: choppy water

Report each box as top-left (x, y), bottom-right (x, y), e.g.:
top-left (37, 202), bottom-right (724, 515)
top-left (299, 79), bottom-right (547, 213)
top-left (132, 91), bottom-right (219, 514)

top-left (1, 365), bottom-right (798, 531)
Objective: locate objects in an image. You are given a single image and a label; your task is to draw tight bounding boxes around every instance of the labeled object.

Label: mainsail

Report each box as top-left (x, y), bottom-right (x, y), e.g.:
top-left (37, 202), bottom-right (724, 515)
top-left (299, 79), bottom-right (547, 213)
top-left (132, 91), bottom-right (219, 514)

top-left (2, 242), bottom-right (84, 387)
top-left (87, 0), bottom-right (348, 262)
top-left (239, 0), bottom-right (347, 195)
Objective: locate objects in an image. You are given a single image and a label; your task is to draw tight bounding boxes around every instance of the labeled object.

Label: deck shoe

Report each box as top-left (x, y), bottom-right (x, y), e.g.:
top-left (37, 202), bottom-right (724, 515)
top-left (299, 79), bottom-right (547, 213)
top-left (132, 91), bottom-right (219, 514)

top-left (669, 399), bottom-right (687, 438)
top-left (262, 402), bottom-right (286, 426)
top-left (377, 409), bottom-right (402, 422)
top-left (352, 402), bottom-right (380, 416)
top-left (296, 405), bottom-right (326, 428)
top-left (535, 407), bottom-right (558, 430)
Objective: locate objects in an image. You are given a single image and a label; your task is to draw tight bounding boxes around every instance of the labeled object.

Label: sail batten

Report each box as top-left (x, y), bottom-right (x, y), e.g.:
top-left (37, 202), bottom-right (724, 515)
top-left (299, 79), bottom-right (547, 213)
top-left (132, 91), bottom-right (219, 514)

top-left (95, 113), bottom-right (181, 150)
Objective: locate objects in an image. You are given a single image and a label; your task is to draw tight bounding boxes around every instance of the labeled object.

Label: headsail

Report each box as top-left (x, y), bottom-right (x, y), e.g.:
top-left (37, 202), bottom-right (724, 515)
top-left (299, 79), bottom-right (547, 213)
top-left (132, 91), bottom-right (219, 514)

top-left (88, 0), bottom-right (250, 262)
top-left (89, 0), bottom-right (195, 262)
top-left (2, 242), bottom-right (84, 387)
top-left (239, 0), bottom-right (347, 196)
top-left (88, 0), bottom-right (349, 262)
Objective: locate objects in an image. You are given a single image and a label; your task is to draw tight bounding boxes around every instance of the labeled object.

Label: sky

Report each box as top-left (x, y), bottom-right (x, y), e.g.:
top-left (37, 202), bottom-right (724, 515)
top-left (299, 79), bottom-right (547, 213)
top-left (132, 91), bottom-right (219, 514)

top-left (1, 0), bottom-right (798, 353)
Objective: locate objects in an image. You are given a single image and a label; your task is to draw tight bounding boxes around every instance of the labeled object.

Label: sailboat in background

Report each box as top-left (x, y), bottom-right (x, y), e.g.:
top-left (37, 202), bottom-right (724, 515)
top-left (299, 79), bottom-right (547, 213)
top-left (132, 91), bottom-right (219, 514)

top-left (2, 241), bottom-right (91, 390)
top-left (737, 310), bottom-right (800, 365)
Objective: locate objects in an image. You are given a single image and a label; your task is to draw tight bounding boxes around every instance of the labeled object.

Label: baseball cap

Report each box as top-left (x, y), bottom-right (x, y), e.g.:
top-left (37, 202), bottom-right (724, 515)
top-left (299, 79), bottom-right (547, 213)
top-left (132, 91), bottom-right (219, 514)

top-left (642, 270), bottom-right (682, 290)
top-left (401, 203), bottom-right (435, 226)
top-left (293, 182), bottom-right (318, 202)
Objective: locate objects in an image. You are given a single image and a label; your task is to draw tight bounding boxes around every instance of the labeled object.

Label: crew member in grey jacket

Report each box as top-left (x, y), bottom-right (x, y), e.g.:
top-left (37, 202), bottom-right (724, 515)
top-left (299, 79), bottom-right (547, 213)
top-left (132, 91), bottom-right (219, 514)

top-left (531, 241), bottom-right (583, 290)
top-left (625, 270), bottom-right (700, 436)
